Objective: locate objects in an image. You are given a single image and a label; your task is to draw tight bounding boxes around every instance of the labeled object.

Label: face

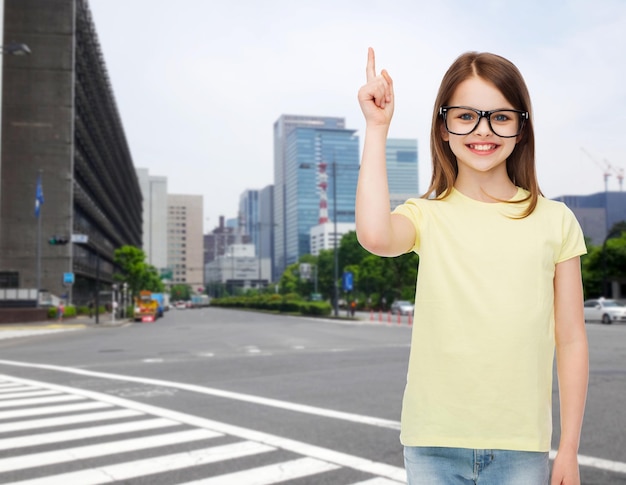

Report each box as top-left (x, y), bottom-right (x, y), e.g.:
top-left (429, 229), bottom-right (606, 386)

top-left (442, 76), bottom-right (519, 178)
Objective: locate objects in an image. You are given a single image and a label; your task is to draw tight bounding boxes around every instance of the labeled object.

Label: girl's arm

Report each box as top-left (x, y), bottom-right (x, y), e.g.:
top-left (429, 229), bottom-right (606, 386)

top-left (356, 48), bottom-right (415, 257)
top-left (551, 256), bottom-right (588, 485)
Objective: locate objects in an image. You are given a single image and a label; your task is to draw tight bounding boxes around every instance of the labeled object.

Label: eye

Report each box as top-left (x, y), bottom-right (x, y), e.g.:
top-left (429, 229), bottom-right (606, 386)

top-left (455, 109), bottom-right (477, 121)
top-left (492, 111), bottom-right (513, 123)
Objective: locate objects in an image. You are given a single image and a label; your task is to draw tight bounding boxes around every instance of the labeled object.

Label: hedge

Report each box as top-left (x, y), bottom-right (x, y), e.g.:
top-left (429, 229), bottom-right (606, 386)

top-left (211, 295), bottom-right (331, 317)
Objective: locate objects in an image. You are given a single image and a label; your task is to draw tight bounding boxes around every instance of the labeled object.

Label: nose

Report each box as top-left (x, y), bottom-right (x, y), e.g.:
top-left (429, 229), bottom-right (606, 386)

top-left (473, 114), bottom-right (493, 135)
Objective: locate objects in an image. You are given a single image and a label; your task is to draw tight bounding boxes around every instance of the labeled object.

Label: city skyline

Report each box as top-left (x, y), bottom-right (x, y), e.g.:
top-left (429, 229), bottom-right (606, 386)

top-left (87, 0), bottom-right (626, 231)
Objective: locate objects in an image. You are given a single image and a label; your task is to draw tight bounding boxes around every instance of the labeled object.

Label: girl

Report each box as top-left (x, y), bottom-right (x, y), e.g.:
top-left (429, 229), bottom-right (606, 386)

top-left (356, 48), bottom-right (588, 485)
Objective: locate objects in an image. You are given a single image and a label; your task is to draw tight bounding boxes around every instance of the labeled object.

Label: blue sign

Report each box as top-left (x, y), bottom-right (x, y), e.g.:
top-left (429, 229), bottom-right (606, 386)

top-left (63, 272), bottom-right (75, 285)
top-left (342, 271), bottom-right (353, 292)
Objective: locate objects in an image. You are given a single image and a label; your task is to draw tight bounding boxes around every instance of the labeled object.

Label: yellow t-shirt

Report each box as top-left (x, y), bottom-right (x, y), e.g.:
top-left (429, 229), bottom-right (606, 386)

top-left (392, 187), bottom-right (586, 451)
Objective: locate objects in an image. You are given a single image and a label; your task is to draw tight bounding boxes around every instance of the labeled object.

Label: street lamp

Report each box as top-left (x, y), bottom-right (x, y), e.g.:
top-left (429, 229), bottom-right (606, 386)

top-left (332, 162), bottom-right (339, 317)
top-left (1, 42), bottom-right (31, 56)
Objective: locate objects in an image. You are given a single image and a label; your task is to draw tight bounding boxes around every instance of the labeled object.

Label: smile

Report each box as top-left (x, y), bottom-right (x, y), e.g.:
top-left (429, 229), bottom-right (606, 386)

top-left (468, 144), bottom-right (498, 151)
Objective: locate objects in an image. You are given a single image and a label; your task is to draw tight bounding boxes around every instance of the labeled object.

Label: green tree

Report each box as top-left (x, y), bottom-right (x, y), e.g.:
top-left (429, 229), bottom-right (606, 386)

top-left (581, 222), bottom-right (626, 298)
top-left (275, 230), bottom-right (420, 307)
top-left (113, 246), bottom-right (164, 297)
top-left (170, 284), bottom-right (192, 301)
top-left (338, 231), bottom-right (369, 268)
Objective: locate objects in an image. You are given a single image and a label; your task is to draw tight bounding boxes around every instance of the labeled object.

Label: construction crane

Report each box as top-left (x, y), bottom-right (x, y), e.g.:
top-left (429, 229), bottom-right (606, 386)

top-left (580, 147), bottom-right (624, 192)
top-left (604, 158), bottom-right (624, 192)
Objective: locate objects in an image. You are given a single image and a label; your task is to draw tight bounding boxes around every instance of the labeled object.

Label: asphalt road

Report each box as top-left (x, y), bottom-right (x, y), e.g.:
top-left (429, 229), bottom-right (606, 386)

top-left (0, 307), bottom-right (623, 484)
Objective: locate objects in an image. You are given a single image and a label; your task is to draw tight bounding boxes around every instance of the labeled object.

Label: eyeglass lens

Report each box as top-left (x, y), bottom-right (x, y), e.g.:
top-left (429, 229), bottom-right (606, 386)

top-left (444, 107), bottom-right (522, 138)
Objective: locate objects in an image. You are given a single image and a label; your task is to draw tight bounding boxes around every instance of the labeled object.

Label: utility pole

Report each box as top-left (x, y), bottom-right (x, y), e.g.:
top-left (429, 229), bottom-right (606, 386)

top-left (332, 161), bottom-right (339, 317)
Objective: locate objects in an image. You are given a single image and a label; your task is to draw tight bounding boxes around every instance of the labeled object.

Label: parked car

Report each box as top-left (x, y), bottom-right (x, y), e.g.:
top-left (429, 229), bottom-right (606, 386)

top-left (391, 300), bottom-right (414, 315)
top-left (583, 298), bottom-right (626, 324)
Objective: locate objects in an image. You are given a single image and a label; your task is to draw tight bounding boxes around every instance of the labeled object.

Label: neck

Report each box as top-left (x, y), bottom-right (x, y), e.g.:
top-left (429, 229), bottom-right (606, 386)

top-left (454, 170), bottom-right (517, 202)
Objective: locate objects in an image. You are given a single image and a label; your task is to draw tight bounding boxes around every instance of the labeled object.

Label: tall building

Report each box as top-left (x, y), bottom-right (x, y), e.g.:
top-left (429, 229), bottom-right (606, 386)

top-left (0, 0), bottom-right (142, 305)
top-left (387, 138), bottom-right (419, 209)
top-left (555, 191), bottom-right (626, 245)
top-left (239, 186), bottom-right (275, 284)
top-left (258, 185), bottom-right (274, 281)
top-left (167, 194), bottom-right (203, 290)
top-left (136, 168), bottom-right (167, 272)
top-left (273, 115), bottom-right (359, 277)
top-left (239, 189), bottom-right (259, 246)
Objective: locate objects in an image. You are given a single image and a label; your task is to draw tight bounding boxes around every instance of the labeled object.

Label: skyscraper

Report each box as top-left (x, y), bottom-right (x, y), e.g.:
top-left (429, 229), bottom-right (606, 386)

top-left (136, 168), bottom-right (168, 272)
top-left (239, 189), bottom-right (259, 247)
top-left (386, 138), bottom-right (419, 209)
top-left (273, 115), bottom-right (359, 277)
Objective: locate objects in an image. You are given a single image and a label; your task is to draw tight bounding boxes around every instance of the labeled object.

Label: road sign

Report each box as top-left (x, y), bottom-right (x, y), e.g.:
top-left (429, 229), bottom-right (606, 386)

top-left (299, 263), bottom-right (311, 281)
top-left (63, 272), bottom-right (75, 285)
top-left (342, 271), bottom-right (353, 292)
top-left (71, 234), bottom-right (88, 243)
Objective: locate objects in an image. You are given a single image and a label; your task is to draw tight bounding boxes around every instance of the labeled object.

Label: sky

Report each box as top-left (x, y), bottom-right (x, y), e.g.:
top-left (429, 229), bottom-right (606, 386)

top-left (88, 0), bottom-right (626, 232)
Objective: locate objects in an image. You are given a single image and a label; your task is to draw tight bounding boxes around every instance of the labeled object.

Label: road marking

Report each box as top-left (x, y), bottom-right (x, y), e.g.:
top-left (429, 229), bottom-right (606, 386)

top-left (549, 450), bottom-right (626, 474)
top-left (0, 417), bottom-right (180, 451)
top-left (9, 442), bottom-right (276, 485)
top-left (0, 372), bottom-right (407, 483)
top-left (0, 359), bottom-right (401, 430)
top-left (351, 479), bottom-right (406, 485)
top-left (0, 389), bottom-right (60, 399)
top-left (0, 428), bottom-right (222, 472)
top-left (0, 400), bottom-right (110, 420)
top-left (0, 360), bottom-right (622, 478)
top-left (0, 393), bottom-right (83, 408)
top-left (177, 457), bottom-right (340, 484)
top-left (0, 382), bottom-right (28, 392)
top-left (0, 409), bottom-right (141, 433)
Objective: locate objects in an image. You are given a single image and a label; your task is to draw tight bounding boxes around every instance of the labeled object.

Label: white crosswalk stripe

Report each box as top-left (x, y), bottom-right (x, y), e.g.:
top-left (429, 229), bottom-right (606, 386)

top-left (177, 457), bottom-right (340, 485)
top-left (0, 409), bottom-right (141, 433)
top-left (0, 389), bottom-right (60, 400)
top-left (0, 417), bottom-right (179, 451)
top-left (0, 375), bottom-right (406, 484)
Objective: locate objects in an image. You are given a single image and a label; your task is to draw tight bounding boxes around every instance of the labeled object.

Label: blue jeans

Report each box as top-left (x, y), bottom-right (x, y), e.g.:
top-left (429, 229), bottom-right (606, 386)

top-left (404, 446), bottom-right (549, 485)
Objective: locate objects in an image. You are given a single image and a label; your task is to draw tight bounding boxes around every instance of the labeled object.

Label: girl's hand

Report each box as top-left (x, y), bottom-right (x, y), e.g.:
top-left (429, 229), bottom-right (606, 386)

top-left (551, 449), bottom-right (580, 485)
top-left (357, 47), bottom-right (394, 127)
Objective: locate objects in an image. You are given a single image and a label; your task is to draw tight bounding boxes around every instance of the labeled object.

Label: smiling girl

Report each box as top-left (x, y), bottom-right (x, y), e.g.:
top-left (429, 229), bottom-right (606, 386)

top-left (356, 49), bottom-right (588, 485)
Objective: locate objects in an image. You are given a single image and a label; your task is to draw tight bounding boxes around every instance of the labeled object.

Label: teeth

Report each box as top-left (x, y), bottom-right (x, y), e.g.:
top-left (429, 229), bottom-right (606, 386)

top-left (470, 144), bottom-right (496, 151)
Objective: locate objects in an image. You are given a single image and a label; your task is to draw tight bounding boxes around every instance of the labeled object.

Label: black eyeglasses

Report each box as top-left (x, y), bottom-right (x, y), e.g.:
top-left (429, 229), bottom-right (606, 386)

top-left (439, 106), bottom-right (529, 138)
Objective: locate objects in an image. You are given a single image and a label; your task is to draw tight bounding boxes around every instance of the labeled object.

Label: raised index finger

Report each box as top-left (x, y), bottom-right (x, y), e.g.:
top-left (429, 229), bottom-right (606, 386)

top-left (366, 47), bottom-right (376, 82)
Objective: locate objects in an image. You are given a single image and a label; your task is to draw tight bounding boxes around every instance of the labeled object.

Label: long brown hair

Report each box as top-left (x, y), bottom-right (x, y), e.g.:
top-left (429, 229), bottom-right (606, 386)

top-left (425, 52), bottom-right (541, 217)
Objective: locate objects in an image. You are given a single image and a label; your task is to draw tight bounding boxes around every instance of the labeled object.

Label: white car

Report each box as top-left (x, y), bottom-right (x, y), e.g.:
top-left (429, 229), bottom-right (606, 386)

top-left (583, 298), bottom-right (626, 324)
top-left (391, 300), bottom-right (414, 315)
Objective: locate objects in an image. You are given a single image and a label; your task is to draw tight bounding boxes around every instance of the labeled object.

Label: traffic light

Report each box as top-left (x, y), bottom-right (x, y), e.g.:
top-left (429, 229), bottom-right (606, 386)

top-left (48, 236), bottom-right (69, 245)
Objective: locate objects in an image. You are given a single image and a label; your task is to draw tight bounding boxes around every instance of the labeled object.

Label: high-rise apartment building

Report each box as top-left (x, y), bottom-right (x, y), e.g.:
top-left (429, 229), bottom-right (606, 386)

top-left (273, 115), bottom-right (359, 277)
top-left (167, 194), bottom-right (203, 290)
top-left (0, 0), bottom-right (142, 305)
top-left (387, 138), bottom-right (419, 209)
top-left (136, 168), bottom-right (167, 272)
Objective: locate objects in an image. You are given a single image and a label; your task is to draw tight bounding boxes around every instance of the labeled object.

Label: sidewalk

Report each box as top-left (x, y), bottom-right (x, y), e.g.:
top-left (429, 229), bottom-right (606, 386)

top-left (0, 314), bottom-right (130, 329)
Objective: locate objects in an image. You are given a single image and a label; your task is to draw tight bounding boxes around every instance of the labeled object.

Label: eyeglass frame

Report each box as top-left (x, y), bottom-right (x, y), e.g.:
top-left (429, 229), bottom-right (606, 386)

top-left (439, 106), bottom-right (529, 138)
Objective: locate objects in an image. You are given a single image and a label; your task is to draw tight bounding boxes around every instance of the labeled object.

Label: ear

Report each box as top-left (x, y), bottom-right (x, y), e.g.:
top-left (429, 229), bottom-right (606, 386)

top-left (440, 122), bottom-right (449, 142)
